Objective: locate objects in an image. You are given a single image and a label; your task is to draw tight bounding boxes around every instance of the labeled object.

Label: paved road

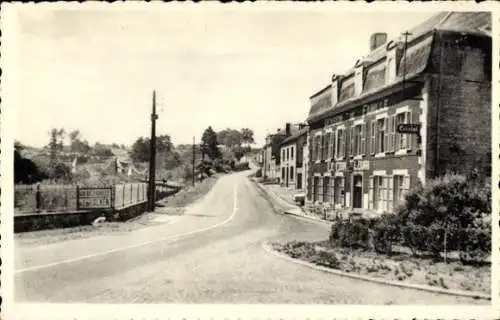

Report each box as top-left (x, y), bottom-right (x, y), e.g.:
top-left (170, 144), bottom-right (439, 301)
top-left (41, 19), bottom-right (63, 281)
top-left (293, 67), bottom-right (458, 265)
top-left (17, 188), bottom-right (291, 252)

top-left (15, 172), bottom-right (484, 304)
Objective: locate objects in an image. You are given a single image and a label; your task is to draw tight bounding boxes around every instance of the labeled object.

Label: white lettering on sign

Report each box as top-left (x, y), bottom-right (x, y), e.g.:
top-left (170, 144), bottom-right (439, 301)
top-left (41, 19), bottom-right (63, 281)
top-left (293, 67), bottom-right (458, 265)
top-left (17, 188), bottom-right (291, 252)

top-left (79, 188), bottom-right (112, 209)
top-left (353, 160), bottom-right (370, 171)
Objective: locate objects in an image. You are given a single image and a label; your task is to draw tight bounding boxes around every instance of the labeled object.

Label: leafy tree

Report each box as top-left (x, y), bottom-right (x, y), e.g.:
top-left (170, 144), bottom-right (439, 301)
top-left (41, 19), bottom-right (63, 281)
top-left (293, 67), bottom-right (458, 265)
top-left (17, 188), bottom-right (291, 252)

top-left (48, 128), bottom-right (65, 168)
top-left (93, 142), bottom-right (114, 158)
top-left (130, 135), bottom-right (174, 163)
top-left (69, 130), bottom-right (91, 154)
top-left (240, 128), bottom-right (255, 147)
top-left (201, 126), bottom-right (220, 160)
top-left (217, 128), bottom-right (242, 149)
top-left (14, 142), bottom-right (47, 184)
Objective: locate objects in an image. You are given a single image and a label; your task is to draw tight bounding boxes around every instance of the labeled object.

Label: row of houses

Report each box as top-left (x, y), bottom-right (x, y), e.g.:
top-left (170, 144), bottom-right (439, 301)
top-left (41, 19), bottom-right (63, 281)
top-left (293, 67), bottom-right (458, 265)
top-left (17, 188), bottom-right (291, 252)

top-left (260, 11), bottom-right (492, 214)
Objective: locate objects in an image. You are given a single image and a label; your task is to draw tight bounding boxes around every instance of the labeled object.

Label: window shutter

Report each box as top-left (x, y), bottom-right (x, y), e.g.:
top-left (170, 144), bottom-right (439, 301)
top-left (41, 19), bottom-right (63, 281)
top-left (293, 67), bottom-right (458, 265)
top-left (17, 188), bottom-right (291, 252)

top-left (390, 116), bottom-right (396, 152)
top-left (368, 176), bottom-right (374, 209)
top-left (382, 118), bottom-right (388, 154)
top-left (331, 131), bottom-right (336, 160)
top-left (406, 111), bottom-right (413, 150)
top-left (340, 130), bottom-right (345, 159)
top-left (370, 121), bottom-right (376, 155)
top-left (382, 176), bottom-right (388, 212)
top-left (403, 175), bottom-right (410, 195)
top-left (388, 176), bottom-right (393, 212)
top-left (360, 124), bottom-right (366, 156)
top-left (348, 126), bottom-right (354, 157)
top-left (318, 178), bottom-right (324, 202)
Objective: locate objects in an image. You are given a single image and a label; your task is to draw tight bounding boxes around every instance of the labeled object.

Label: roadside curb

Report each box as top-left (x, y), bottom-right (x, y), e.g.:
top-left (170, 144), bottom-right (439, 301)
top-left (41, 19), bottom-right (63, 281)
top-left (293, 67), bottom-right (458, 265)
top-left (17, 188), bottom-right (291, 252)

top-left (261, 241), bottom-right (491, 301)
top-left (251, 180), bottom-right (332, 226)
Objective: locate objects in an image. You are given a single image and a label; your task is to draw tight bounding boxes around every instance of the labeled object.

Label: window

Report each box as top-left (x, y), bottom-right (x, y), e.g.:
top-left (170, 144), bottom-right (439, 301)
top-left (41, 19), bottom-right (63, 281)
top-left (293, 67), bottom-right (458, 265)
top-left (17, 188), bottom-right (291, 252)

top-left (324, 132), bottom-right (331, 159)
top-left (371, 175), bottom-right (388, 212)
top-left (290, 167), bottom-right (294, 181)
top-left (282, 167), bottom-right (285, 180)
top-left (393, 175), bottom-right (410, 207)
top-left (351, 124), bottom-right (365, 156)
top-left (314, 135), bottom-right (322, 161)
top-left (291, 146), bottom-right (294, 160)
top-left (336, 129), bottom-right (345, 159)
top-left (395, 111), bottom-right (413, 151)
top-left (376, 118), bottom-right (387, 154)
top-left (323, 177), bottom-right (330, 203)
top-left (313, 177), bottom-right (319, 202)
top-left (321, 134), bottom-right (328, 161)
top-left (282, 149), bottom-right (285, 161)
top-left (329, 131), bottom-right (336, 159)
top-left (286, 148), bottom-right (289, 161)
top-left (370, 121), bottom-right (376, 155)
top-left (334, 177), bottom-right (344, 206)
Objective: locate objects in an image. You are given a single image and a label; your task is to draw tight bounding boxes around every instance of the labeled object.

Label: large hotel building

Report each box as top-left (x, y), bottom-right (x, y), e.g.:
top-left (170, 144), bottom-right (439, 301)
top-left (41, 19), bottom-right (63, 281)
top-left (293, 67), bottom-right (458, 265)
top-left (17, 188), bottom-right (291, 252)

top-left (305, 12), bottom-right (491, 213)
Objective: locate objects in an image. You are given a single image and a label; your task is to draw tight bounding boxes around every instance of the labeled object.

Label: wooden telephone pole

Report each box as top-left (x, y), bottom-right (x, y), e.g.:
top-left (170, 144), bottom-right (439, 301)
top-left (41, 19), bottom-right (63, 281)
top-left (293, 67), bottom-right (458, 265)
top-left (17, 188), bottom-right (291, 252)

top-left (192, 136), bottom-right (195, 187)
top-left (148, 90), bottom-right (158, 212)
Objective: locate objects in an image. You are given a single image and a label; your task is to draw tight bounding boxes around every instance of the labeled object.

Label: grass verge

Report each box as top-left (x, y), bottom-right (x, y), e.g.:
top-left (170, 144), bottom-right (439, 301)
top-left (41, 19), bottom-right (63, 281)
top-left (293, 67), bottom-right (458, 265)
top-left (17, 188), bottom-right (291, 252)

top-left (271, 241), bottom-right (490, 296)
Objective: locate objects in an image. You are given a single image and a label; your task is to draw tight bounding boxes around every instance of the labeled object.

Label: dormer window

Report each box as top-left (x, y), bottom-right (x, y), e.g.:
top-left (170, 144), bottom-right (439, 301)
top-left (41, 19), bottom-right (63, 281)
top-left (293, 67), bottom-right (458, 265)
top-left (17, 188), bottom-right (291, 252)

top-left (386, 41), bottom-right (398, 84)
top-left (354, 60), bottom-right (364, 96)
top-left (331, 74), bottom-right (339, 106)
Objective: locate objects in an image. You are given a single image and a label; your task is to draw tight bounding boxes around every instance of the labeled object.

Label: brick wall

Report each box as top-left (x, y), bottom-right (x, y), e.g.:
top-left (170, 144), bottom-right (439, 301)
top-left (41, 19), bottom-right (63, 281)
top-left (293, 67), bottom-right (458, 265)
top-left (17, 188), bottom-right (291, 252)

top-left (425, 33), bottom-right (491, 178)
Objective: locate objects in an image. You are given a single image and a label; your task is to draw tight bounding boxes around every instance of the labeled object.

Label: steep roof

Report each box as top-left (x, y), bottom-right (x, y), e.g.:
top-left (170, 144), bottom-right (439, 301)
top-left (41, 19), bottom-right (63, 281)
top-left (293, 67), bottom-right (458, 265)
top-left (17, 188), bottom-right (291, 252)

top-left (307, 12), bottom-right (491, 123)
top-left (281, 127), bottom-right (308, 145)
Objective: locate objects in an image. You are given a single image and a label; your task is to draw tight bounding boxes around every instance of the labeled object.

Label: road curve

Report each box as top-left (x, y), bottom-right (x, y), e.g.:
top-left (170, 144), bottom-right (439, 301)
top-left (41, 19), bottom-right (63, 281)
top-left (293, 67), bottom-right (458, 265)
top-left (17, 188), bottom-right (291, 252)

top-left (15, 172), bottom-right (485, 304)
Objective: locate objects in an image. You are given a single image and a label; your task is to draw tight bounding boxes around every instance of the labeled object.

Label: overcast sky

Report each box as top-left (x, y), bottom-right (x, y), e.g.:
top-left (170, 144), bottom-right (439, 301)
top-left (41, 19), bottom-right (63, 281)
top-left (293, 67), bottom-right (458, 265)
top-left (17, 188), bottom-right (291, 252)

top-left (12, 6), bottom-right (436, 148)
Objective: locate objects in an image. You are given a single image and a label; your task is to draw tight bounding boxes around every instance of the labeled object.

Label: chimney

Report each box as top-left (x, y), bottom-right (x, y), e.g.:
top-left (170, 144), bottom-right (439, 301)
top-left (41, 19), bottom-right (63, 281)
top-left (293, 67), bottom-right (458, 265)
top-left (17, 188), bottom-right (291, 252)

top-left (370, 33), bottom-right (388, 51)
top-left (285, 123), bottom-right (291, 136)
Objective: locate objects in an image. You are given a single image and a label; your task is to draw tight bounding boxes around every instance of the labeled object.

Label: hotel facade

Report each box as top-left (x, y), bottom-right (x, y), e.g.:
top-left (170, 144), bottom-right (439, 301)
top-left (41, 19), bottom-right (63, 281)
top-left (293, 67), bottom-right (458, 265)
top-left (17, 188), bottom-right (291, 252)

top-left (305, 12), bottom-right (491, 214)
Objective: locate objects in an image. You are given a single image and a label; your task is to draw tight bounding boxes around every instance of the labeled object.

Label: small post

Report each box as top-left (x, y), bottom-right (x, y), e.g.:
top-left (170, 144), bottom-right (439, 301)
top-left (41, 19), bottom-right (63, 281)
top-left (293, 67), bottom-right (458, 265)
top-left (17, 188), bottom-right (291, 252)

top-left (35, 183), bottom-right (41, 213)
top-left (192, 136), bottom-right (196, 187)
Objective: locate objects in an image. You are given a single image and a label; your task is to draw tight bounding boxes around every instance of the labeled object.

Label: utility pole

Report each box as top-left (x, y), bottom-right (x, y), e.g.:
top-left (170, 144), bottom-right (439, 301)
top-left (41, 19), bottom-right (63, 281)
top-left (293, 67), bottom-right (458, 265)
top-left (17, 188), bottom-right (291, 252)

top-left (401, 31), bottom-right (412, 99)
top-left (148, 90), bottom-right (158, 212)
top-left (192, 136), bottom-right (195, 187)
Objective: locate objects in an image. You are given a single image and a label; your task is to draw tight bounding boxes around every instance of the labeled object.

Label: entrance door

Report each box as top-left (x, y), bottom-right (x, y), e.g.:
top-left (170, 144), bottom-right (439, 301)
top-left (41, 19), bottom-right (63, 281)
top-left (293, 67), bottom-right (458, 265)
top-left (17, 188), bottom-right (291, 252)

top-left (352, 175), bottom-right (363, 209)
top-left (297, 173), bottom-right (302, 189)
top-left (285, 168), bottom-right (289, 187)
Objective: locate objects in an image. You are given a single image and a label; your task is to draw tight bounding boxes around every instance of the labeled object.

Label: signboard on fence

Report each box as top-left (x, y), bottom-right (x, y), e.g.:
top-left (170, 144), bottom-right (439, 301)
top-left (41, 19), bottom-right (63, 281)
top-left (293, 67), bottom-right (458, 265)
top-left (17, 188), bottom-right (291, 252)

top-left (78, 187), bottom-right (113, 210)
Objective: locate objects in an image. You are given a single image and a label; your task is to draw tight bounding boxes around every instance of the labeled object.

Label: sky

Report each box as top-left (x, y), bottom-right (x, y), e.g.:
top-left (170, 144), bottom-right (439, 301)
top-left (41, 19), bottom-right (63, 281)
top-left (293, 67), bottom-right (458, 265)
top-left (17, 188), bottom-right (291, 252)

top-left (12, 6), bottom-right (437, 148)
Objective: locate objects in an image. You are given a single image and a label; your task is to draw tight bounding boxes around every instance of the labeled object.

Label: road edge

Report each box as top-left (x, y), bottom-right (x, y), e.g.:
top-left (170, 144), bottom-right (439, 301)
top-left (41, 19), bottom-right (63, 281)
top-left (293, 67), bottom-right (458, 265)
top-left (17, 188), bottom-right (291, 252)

top-left (261, 241), bottom-right (491, 301)
top-left (16, 183), bottom-right (239, 274)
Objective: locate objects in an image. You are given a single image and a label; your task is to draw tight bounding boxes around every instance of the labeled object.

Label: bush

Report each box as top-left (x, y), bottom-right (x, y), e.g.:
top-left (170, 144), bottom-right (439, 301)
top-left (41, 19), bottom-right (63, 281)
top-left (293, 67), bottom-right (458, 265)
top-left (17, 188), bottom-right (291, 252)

top-left (458, 227), bottom-right (491, 265)
top-left (233, 161), bottom-right (250, 172)
top-left (372, 214), bottom-right (401, 254)
top-left (398, 173), bottom-right (490, 229)
top-left (396, 173), bottom-right (491, 260)
top-left (329, 218), bottom-right (371, 249)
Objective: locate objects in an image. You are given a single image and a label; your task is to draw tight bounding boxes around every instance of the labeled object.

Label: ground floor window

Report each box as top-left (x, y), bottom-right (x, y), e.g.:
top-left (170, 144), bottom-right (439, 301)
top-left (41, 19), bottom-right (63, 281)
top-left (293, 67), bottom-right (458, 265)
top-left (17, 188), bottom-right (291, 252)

top-left (393, 175), bottom-right (410, 209)
top-left (352, 174), bottom-right (363, 209)
top-left (281, 167), bottom-right (285, 180)
top-left (323, 177), bottom-right (330, 204)
top-left (333, 177), bottom-right (345, 206)
top-left (290, 166), bottom-right (294, 181)
top-left (371, 175), bottom-right (388, 212)
top-left (313, 177), bottom-right (319, 202)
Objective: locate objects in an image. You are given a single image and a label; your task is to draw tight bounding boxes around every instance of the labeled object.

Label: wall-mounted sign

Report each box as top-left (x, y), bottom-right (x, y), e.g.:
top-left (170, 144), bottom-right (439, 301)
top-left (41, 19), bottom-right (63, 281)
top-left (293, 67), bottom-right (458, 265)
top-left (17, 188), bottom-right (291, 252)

top-left (78, 187), bottom-right (113, 210)
top-left (335, 162), bottom-right (347, 171)
top-left (353, 160), bottom-right (370, 171)
top-left (397, 123), bottom-right (420, 134)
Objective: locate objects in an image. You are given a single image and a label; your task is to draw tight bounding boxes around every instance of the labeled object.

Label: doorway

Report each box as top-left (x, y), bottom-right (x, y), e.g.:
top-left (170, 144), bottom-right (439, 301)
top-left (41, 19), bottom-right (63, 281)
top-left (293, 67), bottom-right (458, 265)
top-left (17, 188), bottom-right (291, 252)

top-left (297, 173), bottom-right (302, 189)
top-left (352, 175), bottom-right (363, 209)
